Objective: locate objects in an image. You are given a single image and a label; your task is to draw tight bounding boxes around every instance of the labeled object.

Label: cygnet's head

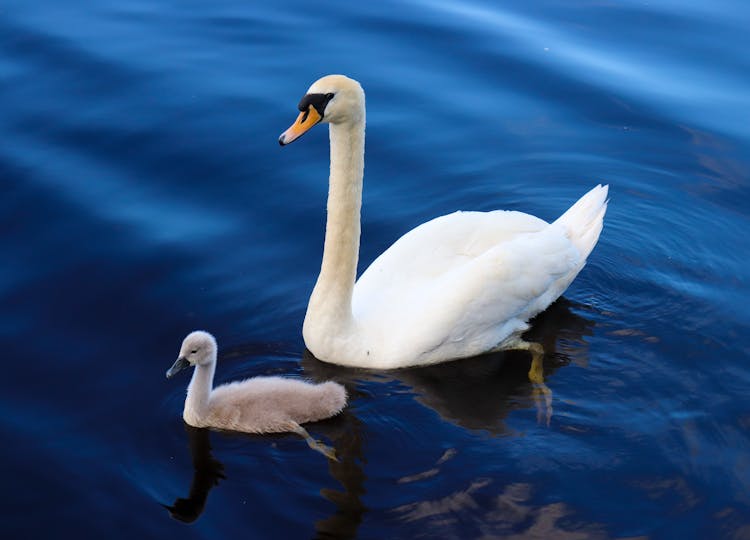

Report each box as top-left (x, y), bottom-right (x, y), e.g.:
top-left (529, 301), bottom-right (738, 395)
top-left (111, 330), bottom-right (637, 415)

top-left (166, 331), bottom-right (218, 379)
top-left (279, 74), bottom-right (365, 146)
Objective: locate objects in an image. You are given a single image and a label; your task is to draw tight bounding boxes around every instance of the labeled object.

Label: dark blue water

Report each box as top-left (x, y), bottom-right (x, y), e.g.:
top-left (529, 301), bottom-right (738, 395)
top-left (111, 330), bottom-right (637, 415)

top-left (2, 0), bottom-right (749, 538)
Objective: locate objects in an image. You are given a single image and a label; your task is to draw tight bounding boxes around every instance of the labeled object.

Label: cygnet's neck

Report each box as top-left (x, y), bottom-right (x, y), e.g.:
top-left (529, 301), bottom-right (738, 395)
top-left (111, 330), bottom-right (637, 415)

top-left (185, 359), bottom-right (216, 420)
top-left (304, 118), bottom-right (365, 336)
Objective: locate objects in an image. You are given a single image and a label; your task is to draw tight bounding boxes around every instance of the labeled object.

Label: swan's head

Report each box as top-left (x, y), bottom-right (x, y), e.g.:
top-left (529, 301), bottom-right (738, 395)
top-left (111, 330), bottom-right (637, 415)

top-left (279, 74), bottom-right (364, 146)
top-left (166, 331), bottom-right (218, 378)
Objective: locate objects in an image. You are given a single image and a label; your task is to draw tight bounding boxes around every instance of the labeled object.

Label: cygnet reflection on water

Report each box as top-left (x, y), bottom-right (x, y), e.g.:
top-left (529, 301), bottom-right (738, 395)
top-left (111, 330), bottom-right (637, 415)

top-left (163, 425), bottom-right (225, 523)
top-left (166, 331), bottom-right (347, 460)
top-left (301, 298), bottom-right (596, 434)
top-left (164, 413), bottom-right (365, 532)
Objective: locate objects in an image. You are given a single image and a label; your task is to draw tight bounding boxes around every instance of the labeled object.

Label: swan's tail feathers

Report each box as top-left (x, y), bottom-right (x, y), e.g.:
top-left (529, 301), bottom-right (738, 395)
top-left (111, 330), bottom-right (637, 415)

top-left (554, 184), bottom-right (609, 260)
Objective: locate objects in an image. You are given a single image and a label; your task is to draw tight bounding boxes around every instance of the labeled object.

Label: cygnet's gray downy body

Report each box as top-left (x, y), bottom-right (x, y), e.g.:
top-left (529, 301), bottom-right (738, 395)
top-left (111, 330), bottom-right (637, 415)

top-left (166, 331), bottom-right (347, 459)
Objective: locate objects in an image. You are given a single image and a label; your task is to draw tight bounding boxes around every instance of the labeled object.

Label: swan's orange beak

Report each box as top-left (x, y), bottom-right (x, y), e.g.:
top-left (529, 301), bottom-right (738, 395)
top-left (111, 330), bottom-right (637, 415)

top-left (279, 106), bottom-right (322, 146)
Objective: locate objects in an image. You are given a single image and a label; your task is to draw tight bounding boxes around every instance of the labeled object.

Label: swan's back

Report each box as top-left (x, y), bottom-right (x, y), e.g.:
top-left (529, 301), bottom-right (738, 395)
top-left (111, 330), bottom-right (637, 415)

top-left (207, 377), bottom-right (347, 433)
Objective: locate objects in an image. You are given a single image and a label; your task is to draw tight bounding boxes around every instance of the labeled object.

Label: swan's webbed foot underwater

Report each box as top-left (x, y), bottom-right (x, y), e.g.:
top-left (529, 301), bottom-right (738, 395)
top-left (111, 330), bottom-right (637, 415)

top-left (506, 338), bottom-right (553, 426)
top-left (289, 423), bottom-right (339, 462)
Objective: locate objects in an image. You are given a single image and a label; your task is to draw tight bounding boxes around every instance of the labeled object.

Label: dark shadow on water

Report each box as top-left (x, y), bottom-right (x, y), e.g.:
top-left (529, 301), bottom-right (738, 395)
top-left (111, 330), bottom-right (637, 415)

top-left (164, 424), bottom-right (226, 523)
top-left (247, 413), bottom-right (368, 540)
top-left (297, 298), bottom-right (597, 538)
top-left (310, 410), bottom-right (368, 540)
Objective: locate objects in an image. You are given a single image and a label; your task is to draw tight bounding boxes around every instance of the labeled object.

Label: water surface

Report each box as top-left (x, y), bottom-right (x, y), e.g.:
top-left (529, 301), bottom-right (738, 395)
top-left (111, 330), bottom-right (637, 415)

top-left (2, 0), bottom-right (749, 538)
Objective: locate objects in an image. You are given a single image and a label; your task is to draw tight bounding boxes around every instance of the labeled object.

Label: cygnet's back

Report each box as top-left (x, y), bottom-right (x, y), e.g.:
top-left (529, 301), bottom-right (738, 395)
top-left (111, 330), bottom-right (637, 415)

top-left (207, 376), bottom-right (347, 433)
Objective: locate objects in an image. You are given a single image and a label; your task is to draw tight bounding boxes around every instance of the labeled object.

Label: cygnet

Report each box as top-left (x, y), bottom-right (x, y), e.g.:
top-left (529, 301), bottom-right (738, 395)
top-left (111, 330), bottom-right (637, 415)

top-left (166, 331), bottom-right (347, 460)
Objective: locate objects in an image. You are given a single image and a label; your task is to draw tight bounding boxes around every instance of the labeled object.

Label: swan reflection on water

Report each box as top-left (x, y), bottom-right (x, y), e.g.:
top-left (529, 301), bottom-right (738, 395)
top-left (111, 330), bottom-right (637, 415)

top-left (165, 297), bottom-right (594, 534)
top-left (305, 297), bottom-right (596, 538)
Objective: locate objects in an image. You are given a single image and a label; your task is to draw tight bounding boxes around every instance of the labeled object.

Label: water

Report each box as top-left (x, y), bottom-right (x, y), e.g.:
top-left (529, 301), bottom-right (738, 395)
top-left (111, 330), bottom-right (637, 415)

top-left (2, 0), bottom-right (749, 538)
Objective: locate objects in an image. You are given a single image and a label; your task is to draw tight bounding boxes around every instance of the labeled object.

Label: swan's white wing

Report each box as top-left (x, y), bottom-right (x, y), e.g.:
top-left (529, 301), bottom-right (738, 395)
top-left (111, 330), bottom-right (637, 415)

top-left (354, 210), bottom-right (548, 303)
top-left (352, 211), bottom-right (583, 366)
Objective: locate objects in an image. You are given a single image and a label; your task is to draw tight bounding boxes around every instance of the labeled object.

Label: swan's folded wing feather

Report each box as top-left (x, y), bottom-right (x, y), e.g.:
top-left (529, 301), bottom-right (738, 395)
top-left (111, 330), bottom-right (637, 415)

top-left (353, 209), bottom-right (548, 316)
top-left (419, 224), bottom-right (580, 347)
top-left (354, 221), bottom-right (583, 364)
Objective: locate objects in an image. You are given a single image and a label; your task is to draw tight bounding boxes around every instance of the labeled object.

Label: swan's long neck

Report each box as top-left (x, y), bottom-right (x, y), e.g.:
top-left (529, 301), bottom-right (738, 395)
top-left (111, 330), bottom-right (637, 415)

top-left (184, 360), bottom-right (215, 420)
top-left (305, 118), bottom-right (365, 336)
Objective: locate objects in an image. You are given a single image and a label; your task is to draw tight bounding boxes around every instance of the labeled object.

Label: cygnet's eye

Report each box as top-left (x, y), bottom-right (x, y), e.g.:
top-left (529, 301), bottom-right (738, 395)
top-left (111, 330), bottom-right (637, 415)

top-left (190, 349), bottom-right (198, 354)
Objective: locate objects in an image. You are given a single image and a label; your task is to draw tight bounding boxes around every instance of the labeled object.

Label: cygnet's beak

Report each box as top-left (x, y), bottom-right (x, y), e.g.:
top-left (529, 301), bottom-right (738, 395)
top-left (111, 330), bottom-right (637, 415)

top-left (279, 105), bottom-right (321, 146)
top-left (166, 356), bottom-right (190, 379)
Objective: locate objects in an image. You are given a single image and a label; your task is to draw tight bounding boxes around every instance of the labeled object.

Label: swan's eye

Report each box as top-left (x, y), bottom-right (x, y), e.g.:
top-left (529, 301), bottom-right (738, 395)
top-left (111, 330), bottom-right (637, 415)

top-left (190, 349), bottom-right (198, 354)
top-left (298, 93), bottom-right (335, 116)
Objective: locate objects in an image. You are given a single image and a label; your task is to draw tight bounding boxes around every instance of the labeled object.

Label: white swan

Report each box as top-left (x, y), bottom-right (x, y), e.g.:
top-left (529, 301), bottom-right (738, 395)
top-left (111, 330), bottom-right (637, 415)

top-left (279, 75), bottom-right (608, 370)
top-left (166, 331), bottom-right (347, 459)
